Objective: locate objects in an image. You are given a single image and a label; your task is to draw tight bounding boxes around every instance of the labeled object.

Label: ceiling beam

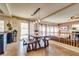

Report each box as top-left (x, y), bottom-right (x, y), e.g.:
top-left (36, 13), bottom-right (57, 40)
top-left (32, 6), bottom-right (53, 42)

top-left (0, 14), bottom-right (36, 21)
top-left (5, 3), bottom-right (12, 16)
top-left (40, 3), bottom-right (76, 20)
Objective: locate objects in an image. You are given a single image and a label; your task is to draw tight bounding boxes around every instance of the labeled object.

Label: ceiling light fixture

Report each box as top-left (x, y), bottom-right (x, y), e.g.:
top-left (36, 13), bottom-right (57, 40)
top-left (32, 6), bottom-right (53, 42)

top-left (32, 8), bottom-right (41, 24)
top-left (31, 8), bottom-right (40, 16)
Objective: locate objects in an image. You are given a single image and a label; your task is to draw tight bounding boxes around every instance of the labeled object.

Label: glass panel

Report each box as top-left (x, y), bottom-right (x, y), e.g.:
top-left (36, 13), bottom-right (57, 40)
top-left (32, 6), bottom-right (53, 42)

top-left (50, 26), bottom-right (54, 36)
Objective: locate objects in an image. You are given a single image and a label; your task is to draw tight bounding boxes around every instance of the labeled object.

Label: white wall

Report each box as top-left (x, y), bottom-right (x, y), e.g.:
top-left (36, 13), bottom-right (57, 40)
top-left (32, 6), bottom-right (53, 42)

top-left (0, 16), bottom-right (28, 41)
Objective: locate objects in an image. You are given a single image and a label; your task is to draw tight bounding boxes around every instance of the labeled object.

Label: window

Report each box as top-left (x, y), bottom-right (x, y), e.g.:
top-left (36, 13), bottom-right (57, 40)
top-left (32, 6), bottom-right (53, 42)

top-left (39, 25), bottom-right (46, 36)
top-left (42, 25), bottom-right (45, 36)
top-left (50, 26), bottom-right (54, 36)
top-left (54, 26), bottom-right (59, 36)
top-left (47, 25), bottom-right (50, 36)
top-left (0, 20), bottom-right (4, 32)
top-left (46, 25), bottom-right (54, 36)
top-left (21, 22), bottom-right (28, 40)
top-left (39, 24), bottom-right (59, 36)
top-left (30, 22), bottom-right (34, 36)
top-left (39, 25), bottom-right (42, 36)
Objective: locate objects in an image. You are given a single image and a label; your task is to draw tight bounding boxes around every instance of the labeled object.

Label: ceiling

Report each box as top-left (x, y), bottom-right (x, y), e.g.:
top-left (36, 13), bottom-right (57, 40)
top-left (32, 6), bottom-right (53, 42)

top-left (0, 3), bottom-right (79, 23)
top-left (42, 3), bottom-right (79, 23)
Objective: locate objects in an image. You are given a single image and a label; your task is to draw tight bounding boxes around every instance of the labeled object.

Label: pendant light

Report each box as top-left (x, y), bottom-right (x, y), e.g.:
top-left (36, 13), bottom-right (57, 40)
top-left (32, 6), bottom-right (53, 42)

top-left (32, 8), bottom-right (41, 24)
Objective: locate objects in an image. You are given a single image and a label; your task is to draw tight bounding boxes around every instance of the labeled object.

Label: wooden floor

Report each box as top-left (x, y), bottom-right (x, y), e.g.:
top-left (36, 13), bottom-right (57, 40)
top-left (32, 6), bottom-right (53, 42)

top-left (1, 42), bottom-right (17, 56)
top-left (27, 41), bottom-right (79, 56)
top-left (1, 40), bottom-right (79, 56)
